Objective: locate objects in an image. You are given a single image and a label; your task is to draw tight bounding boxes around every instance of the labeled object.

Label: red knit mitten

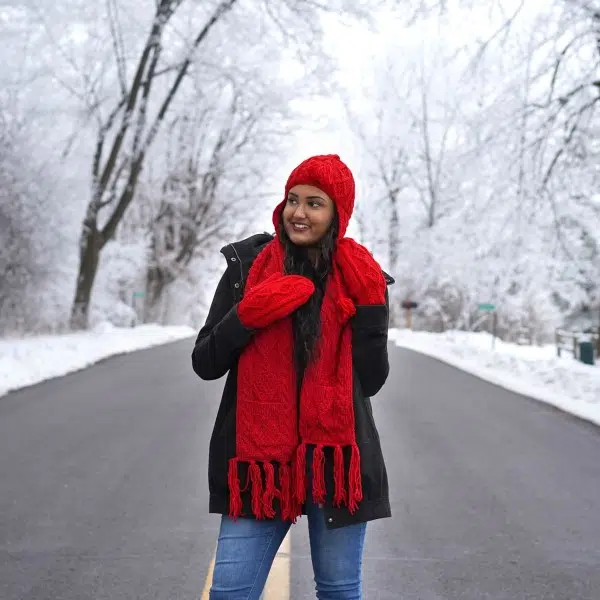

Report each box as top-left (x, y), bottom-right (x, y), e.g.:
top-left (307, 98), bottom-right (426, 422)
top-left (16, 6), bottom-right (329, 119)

top-left (237, 274), bottom-right (315, 329)
top-left (335, 239), bottom-right (386, 305)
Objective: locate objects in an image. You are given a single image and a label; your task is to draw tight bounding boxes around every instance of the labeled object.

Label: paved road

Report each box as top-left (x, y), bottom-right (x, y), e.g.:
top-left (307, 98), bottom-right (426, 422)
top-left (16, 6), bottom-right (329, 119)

top-left (1, 340), bottom-right (599, 599)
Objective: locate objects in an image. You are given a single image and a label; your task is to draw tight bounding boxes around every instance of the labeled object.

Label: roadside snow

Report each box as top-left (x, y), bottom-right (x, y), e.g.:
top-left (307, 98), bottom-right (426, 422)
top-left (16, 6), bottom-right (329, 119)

top-left (4, 323), bottom-right (599, 429)
top-left (390, 329), bottom-right (600, 427)
top-left (0, 323), bottom-right (195, 397)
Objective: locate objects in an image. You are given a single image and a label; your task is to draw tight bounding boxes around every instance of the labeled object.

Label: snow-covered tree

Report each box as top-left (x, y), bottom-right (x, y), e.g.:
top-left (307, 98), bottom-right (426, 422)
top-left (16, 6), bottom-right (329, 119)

top-left (351, 0), bottom-right (600, 338)
top-left (0, 109), bottom-right (69, 334)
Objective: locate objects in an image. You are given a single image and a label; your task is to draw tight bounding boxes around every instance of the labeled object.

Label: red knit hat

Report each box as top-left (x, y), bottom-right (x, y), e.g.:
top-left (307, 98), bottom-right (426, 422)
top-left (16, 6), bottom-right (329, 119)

top-left (273, 154), bottom-right (355, 238)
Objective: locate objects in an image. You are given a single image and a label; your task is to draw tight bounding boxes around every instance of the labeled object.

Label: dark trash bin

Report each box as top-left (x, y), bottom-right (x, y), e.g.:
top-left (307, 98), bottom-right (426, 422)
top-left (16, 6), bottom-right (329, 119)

top-left (579, 341), bottom-right (595, 365)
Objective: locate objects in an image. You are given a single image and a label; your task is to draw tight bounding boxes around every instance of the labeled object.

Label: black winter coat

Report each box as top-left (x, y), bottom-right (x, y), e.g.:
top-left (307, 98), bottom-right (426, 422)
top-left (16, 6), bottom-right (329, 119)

top-left (191, 233), bottom-right (393, 529)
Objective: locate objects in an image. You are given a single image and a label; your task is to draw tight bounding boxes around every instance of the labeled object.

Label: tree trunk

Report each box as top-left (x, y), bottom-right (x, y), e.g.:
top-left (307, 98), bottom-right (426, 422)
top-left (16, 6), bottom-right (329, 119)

top-left (68, 0), bottom-right (239, 330)
top-left (70, 225), bottom-right (102, 329)
top-left (143, 263), bottom-right (178, 323)
top-left (388, 191), bottom-right (399, 275)
top-left (144, 265), bottom-right (165, 323)
top-left (388, 191), bottom-right (400, 326)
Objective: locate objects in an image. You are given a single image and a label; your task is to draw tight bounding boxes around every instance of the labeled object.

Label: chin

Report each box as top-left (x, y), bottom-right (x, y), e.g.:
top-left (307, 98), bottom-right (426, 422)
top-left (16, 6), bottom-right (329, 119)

top-left (289, 235), bottom-right (315, 247)
top-left (285, 226), bottom-right (315, 246)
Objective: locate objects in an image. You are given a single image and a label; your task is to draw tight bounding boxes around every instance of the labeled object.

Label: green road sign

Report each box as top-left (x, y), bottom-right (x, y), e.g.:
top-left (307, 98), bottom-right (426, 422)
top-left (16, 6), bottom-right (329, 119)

top-left (478, 303), bottom-right (496, 311)
top-left (133, 291), bottom-right (145, 298)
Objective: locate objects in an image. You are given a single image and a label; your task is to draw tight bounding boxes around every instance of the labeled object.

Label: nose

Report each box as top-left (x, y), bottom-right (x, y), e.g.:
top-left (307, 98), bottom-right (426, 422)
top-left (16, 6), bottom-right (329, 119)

top-left (292, 202), bottom-right (307, 220)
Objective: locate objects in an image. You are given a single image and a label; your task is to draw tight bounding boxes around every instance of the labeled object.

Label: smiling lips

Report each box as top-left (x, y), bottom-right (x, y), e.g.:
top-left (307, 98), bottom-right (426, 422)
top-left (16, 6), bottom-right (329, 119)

top-left (291, 222), bottom-right (310, 231)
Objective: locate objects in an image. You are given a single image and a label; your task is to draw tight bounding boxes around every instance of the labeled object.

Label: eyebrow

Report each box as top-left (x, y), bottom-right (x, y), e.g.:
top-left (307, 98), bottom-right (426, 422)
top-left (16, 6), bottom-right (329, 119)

top-left (287, 192), bottom-right (326, 202)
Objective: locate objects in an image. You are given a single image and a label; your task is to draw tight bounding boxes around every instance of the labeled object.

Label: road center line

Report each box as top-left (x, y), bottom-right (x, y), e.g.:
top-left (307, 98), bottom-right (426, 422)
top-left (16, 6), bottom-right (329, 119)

top-left (200, 552), bottom-right (215, 600)
top-left (264, 532), bottom-right (291, 599)
top-left (200, 532), bottom-right (291, 599)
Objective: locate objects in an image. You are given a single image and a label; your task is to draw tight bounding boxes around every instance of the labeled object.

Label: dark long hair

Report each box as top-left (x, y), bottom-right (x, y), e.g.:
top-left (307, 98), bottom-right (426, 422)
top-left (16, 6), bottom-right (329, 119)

top-left (280, 214), bottom-right (339, 380)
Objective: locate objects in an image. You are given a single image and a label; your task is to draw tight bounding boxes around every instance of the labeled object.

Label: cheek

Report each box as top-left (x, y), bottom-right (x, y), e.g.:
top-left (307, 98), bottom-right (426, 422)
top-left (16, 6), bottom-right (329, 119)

top-left (315, 209), bottom-right (334, 231)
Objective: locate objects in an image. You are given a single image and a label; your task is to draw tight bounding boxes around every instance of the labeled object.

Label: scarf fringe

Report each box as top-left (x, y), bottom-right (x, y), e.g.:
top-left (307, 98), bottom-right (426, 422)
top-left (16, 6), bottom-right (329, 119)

top-left (228, 458), bottom-right (243, 519)
top-left (262, 461), bottom-right (277, 519)
top-left (249, 461), bottom-right (264, 519)
top-left (312, 444), bottom-right (326, 504)
top-left (333, 444), bottom-right (346, 507)
top-left (227, 443), bottom-right (362, 520)
top-left (279, 462), bottom-right (293, 521)
top-left (348, 443), bottom-right (363, 514)
top-left (294, 443), bottom-right (307, 505)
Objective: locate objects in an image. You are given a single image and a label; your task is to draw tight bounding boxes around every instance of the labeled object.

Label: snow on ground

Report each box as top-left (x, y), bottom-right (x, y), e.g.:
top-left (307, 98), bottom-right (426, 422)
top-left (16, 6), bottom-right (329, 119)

top-left (0, 323), bottom-right (195, 397)
top-left (390, 329), bottom-right (600, 427)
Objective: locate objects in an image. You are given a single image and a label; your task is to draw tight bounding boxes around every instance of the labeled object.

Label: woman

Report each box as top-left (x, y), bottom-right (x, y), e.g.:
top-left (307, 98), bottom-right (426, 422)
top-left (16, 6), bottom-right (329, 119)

top-left (192, 154), bottom-right (393, 599)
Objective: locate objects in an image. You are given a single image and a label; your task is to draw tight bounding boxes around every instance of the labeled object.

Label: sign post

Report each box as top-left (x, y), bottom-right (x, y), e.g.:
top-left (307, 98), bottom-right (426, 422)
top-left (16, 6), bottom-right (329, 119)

top-left (401, 300), bottom-right (419, 330)
top-left (131, 291), bottom-right (146, 327)
top-left (478, 303), bottom-right (497, 349)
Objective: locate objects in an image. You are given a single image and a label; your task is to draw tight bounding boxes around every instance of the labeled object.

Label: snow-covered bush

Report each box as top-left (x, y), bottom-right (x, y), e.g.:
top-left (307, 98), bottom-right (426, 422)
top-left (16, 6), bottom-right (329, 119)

top-left (89, 240), bottom-right (148, 328)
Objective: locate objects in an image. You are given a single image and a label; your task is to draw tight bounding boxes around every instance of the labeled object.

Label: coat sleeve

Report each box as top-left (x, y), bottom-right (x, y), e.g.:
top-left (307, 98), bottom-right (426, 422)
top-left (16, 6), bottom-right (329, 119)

top-left (191, 270), bottom-right (254, 381)
top-left (351, 289), bottom-right (390, 397)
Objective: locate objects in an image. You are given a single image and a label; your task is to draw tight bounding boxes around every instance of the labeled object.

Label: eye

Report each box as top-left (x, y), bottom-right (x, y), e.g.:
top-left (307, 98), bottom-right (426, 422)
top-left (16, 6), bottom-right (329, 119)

top-left (309, 201), bottom-right (322, 209)
top-left (286, 197), bottom-right (298, 205)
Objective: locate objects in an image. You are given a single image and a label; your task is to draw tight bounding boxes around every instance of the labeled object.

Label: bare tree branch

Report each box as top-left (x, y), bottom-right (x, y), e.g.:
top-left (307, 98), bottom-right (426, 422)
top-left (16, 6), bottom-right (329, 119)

top-left (107, 0), bottom-right (128, 95)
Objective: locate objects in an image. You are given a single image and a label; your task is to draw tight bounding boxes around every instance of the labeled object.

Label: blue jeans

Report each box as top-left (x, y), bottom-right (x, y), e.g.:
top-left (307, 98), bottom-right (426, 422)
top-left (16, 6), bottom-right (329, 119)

top-left (209, 497), bottom-right (367, 599)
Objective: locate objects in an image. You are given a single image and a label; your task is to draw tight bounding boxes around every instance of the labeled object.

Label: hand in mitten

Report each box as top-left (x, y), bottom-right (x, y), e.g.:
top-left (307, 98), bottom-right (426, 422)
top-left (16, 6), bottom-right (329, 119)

top-left (335, 238), bottom-right (386, 305)
top-left (237, 274), bottom-right (315, 329)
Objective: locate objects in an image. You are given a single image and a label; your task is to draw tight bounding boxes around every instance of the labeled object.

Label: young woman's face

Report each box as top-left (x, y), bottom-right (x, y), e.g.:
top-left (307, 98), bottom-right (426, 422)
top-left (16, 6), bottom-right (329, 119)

top-left (282, 184), bottom-right (335, 246)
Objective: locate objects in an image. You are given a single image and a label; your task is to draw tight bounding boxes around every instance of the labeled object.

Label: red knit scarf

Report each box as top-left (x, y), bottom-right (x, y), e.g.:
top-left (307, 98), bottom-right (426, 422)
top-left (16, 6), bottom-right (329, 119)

top-left (228, 238), bottom-right (361, 521)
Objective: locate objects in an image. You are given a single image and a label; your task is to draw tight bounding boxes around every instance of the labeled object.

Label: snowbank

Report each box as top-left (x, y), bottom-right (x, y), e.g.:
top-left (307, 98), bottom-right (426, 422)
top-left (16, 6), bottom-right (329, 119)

top-left (390, 329), bottom-right (600, 427)
top-left (0, 323), bottom-right (195, 397)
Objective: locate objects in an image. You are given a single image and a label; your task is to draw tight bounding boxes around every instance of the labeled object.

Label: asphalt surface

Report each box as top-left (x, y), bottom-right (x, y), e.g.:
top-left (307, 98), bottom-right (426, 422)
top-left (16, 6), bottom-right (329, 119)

top-left (1, 340), bottom-right (600, 599)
